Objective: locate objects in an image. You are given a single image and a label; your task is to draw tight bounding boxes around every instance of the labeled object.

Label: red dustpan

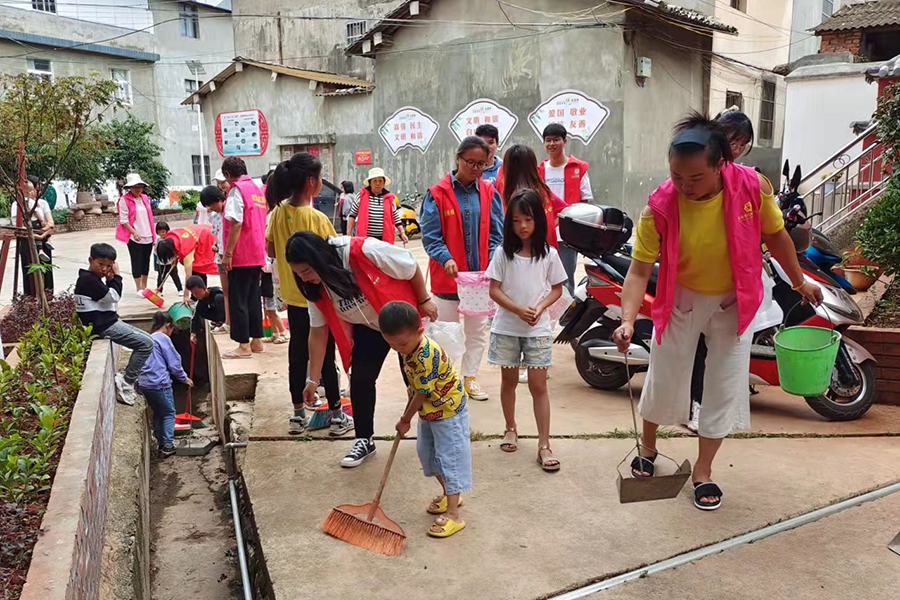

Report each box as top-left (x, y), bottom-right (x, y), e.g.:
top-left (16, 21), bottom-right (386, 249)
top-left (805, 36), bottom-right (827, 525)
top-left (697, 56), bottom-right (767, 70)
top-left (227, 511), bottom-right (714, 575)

top-left (175, 341), bottom-right (202, 424)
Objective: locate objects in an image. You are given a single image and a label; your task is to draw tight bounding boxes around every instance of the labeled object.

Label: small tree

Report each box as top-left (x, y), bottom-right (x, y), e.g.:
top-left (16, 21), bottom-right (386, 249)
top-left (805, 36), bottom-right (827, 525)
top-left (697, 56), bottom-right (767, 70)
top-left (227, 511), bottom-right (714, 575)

top-left (874, 81), bottom-right (900, 174)
top-left (96, 115), bottom-right (169, 202)
top-left (0, 74), bottom-right (119, 309)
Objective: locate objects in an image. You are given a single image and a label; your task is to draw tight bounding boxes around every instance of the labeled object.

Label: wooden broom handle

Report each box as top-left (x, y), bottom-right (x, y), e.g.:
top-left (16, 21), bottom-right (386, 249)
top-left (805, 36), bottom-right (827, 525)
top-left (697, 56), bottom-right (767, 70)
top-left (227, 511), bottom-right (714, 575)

top-left (366, 434), bottom-right (403, 522)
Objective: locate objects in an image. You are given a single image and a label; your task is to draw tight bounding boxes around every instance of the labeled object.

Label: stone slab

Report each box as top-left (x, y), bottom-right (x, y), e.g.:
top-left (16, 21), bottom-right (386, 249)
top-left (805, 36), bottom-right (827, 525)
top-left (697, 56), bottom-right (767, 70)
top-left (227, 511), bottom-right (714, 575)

top-left (242, 437), bottom-right (900, 600)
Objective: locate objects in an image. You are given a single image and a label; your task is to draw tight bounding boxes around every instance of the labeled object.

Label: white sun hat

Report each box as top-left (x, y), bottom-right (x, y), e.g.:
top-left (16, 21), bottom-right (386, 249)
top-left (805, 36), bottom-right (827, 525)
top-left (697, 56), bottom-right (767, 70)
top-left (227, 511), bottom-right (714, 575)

top-left (123, 173), bottom-right (148, 188)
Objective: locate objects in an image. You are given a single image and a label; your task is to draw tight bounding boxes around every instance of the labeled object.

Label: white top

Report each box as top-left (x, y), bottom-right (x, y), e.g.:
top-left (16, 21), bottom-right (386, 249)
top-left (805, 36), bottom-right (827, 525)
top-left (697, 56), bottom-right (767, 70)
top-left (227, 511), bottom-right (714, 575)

top-left (543, 163), bottom-right (594, 202)
top-left (196, 205), bottom-right (212, 225)
top-left (224, 186), bottom-right (244, 223)
top-left (119, 195), bottom-right (153, 244)
top-left (308, 236), bottom-right (418, 330)
top-left (11, 198), bottom-right (52, 223)
top-left (485, 246), bottom-right (567, 337)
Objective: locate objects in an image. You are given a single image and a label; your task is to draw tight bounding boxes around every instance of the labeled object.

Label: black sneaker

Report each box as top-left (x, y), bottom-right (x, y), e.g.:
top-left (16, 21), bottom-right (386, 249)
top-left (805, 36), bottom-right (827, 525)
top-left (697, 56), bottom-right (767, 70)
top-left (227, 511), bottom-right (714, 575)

top-left (341, 438), bottom-right (376, 468)
top-left (159, 445), bottom-right (176, 458)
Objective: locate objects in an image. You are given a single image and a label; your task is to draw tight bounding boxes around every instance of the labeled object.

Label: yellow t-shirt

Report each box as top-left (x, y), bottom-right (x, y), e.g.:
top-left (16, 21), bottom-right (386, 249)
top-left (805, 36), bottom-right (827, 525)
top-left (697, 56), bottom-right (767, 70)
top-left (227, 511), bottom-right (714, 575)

top-left (632, 178), bottom-right (783, 295)
top-left (402, 336), bottom-right (466, 421)
top-left (264, 203), bottom-right (336, 308)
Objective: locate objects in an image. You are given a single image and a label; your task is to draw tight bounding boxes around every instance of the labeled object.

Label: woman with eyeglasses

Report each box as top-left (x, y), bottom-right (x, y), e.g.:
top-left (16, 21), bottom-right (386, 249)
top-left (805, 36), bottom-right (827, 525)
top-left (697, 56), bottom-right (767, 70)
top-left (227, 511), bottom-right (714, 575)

top-left (420, 136), bottom-right (504, 402)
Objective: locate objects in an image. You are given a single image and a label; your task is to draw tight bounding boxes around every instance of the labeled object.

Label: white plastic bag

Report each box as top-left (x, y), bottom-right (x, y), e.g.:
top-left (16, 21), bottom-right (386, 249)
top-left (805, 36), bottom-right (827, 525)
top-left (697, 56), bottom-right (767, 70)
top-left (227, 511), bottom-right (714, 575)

top-left (548, 287), bottom-right (574, 323)
top-left (424, 319), bottom-right (465, 366)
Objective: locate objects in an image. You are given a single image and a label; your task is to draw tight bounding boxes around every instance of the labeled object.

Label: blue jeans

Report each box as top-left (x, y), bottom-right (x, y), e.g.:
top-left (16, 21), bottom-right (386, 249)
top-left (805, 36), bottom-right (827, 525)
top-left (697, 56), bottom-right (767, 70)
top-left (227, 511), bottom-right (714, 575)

top-left (558, 243), bottom-right (579, 294)
top-left (416, 406), bottom-right (472, 496)
top-left (144, 387), bottom-right (176, 448)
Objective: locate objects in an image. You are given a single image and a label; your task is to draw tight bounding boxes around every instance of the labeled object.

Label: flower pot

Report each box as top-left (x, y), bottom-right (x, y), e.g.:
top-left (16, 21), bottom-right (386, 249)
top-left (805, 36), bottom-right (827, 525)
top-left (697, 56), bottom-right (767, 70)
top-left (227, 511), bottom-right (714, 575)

top-left (75, 190), bottom-right (94, 204)
top-left (843, 268), bottom-right (876, 291)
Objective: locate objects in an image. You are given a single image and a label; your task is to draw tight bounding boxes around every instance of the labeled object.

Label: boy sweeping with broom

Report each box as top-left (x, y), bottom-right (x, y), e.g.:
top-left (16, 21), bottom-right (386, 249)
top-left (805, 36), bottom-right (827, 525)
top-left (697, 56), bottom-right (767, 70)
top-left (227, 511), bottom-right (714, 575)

top-left (379, 301), bottom-right (472, 538)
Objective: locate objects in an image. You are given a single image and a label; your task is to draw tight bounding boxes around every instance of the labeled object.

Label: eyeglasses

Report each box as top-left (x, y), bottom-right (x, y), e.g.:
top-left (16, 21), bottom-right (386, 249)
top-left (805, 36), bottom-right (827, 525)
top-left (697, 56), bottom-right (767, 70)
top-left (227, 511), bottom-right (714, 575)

top-left (459, 158), bottom-right (490, 170)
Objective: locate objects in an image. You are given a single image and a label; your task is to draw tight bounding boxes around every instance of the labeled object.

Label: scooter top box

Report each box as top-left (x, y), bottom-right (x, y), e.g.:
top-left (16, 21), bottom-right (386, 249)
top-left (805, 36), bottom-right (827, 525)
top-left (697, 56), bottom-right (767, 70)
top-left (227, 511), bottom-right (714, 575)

top-left (559, 204), bottom-right (632, 258)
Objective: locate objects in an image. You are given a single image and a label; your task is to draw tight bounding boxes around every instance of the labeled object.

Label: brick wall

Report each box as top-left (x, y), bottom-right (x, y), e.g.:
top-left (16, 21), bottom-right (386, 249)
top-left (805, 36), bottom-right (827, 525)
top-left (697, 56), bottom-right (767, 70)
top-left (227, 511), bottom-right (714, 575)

top-left (58, 211), bottom-right (194, 233)
top-left (845, 327), bottom-right (900, 406)
top-left (819, 30), bottom-right (863, 55)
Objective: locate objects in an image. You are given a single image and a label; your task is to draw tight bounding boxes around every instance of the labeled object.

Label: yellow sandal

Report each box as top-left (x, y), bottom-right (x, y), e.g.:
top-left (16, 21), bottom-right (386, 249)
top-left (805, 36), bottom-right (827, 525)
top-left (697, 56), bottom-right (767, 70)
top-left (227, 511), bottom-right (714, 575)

top-left (428, 515), bottom-right (466, 538)
top-left (427, 495), bottom-right (464, 515)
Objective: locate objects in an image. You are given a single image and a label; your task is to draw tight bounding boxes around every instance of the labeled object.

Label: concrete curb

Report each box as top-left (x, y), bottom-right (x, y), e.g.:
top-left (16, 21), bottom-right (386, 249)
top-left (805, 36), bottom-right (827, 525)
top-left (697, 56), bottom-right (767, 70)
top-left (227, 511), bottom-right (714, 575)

top-left (19, 340), bottom-right (119, 600)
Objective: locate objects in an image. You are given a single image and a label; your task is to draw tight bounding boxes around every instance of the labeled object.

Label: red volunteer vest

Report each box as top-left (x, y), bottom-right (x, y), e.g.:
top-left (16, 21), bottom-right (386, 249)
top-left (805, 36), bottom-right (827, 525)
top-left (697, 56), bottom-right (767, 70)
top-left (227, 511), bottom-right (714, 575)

top-left (313, 238), bottom-right (419, 371)
top-left (356, 188), bottom-right (397, 244)
top-left (168, 224), bottom-right (217, 276)
top-left (538, 155), bottom-right (589, 205)
top-left (427, 174), bottom-right (493, 295)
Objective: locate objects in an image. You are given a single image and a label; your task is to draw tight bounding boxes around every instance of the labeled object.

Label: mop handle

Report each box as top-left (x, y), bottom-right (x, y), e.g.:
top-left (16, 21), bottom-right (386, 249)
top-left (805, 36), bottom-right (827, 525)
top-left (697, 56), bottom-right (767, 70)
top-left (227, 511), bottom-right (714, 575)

top-left (186, 340), bottom-right (196, 414)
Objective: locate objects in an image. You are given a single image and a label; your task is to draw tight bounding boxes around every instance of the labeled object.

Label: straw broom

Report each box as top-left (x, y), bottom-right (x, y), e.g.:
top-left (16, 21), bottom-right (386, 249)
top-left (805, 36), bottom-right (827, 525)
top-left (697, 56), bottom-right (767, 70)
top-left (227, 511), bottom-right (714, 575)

top-left (322, 433), bottom-right (406, 556)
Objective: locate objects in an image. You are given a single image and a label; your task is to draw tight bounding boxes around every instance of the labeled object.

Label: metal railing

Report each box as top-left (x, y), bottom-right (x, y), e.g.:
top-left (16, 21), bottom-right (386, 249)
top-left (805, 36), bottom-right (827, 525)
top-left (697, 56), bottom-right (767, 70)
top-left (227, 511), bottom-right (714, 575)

top-left (797, 122), bottom-right (891, 233)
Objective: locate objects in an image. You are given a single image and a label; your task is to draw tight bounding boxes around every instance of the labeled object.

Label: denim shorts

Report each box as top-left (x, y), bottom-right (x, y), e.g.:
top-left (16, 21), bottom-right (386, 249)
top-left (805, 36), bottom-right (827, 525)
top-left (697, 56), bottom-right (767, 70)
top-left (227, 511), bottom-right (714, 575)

top-left (488, 333), bottom-right (553, 369)
top-left (263, 295), bottom-right (278, 311)
top-left (416, 405), bottom-right (472, 495)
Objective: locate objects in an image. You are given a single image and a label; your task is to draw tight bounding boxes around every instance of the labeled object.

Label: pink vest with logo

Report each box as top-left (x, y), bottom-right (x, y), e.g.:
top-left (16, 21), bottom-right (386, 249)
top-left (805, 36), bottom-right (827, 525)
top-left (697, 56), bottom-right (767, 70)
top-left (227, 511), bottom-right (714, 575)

top-left (648, 162), bottom-right (763, 343)
top-left (225, 175), bottom-right (266, 267)
top-left (115, 193), bottom-right (156, 243)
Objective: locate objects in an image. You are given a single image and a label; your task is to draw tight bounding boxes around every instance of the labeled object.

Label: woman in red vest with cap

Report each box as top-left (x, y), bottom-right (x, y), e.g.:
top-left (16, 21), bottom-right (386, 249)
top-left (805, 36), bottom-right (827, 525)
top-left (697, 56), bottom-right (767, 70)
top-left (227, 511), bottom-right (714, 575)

top-left (612, 113), bottom-right (822, 511)
top-left (285, 231), bottom-right (438, 468)
top-left (420, 136), bottom-right (504, 402)
top-left (154, 224), bottom-right (218, 304)
top-left (347, 167), bottom-right (408, 245)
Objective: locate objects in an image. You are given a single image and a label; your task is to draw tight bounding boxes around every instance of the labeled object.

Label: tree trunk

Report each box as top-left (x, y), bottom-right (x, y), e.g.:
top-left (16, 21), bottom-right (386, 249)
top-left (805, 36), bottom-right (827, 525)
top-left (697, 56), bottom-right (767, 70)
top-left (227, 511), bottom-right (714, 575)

top-left (21, 219), bottom-right (49, 315)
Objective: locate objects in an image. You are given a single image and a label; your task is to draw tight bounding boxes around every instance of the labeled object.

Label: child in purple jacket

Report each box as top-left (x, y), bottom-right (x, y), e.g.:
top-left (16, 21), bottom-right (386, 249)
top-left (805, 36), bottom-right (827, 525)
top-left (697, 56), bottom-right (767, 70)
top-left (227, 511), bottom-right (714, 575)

top-left (139, 312), bottom-right (192, 458)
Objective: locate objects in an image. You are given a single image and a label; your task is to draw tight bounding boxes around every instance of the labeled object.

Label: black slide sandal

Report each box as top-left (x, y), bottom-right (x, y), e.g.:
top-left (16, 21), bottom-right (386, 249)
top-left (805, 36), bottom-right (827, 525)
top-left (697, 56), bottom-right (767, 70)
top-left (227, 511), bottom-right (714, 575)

top-left (693, 482), bottom-right (723, 511)
top-left (630, 451), bottom-right (658, 478)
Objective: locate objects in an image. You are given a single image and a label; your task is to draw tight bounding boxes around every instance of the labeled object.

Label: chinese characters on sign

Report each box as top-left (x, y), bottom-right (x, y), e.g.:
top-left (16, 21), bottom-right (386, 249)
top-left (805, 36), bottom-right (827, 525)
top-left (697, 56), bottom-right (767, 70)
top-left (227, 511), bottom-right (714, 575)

top-left (449, 99), bottom-right (518, 146)
top-left (355, 150), bottom-right (373, 165)
top-left (379, 106), bottom-right (440, 156)
top-left (528, 90), bottom-right (610, 145)
top-left (214, 109), bottom-right (269, 157)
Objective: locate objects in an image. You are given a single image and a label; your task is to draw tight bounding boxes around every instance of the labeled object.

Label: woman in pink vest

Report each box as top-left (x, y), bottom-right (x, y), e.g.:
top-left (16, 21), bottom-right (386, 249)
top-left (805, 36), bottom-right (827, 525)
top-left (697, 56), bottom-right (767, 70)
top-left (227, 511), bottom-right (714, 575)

top-left (284, 231), bottom-right (437, 468)
top-left (612, 113), bottom-right (823, 511)
top-left (115, 173), bottom-right (157, 295)
top-left (221, 157), bottom-right (268, 359)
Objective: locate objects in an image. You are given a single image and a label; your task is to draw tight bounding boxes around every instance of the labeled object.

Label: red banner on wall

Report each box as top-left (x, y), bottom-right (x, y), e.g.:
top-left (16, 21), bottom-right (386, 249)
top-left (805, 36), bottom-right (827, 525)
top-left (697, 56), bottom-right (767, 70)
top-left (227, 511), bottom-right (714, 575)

top-left (355, 150), bottom-right (372, 165)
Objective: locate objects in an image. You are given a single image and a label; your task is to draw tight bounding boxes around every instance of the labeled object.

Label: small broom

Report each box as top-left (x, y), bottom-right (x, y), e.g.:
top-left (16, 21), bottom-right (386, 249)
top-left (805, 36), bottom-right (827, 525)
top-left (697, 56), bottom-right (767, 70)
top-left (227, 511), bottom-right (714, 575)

top-left (322, 433), bottom-right (406, 556)
top-left (175, 340), bottom-right (203, 426)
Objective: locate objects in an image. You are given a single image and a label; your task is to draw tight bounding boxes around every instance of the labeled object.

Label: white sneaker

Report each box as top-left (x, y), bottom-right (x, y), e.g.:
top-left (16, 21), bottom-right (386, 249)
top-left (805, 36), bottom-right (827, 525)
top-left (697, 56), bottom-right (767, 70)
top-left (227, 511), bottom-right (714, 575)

top-left (518, 369), bottom-right (551, 384)
top-left (115, 373), bottom-right (136, 406)
top-left (136, 289), bottom-right (146, 298)
top-left (329, 412), bottom-right (354, 437)
top-left (288, 414), bottom-right (308, 435)
top-left (686, 401), bottom-right (700, 433)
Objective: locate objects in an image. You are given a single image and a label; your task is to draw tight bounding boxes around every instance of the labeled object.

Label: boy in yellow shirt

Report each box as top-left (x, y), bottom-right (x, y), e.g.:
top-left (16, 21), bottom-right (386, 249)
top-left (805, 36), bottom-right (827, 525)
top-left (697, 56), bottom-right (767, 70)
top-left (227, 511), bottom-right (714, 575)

top-left (379, 301), bottom-right (471, 539)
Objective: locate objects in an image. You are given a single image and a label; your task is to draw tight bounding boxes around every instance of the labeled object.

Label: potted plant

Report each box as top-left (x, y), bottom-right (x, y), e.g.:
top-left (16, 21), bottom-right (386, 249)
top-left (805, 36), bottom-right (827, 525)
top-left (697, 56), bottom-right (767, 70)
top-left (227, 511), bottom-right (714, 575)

top-left (843, 264), bottom-right (879, 291)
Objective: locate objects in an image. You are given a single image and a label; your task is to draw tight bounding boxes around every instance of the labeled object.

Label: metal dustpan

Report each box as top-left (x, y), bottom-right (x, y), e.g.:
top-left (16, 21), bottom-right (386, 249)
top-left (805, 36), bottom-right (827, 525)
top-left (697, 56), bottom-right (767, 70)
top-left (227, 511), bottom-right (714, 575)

top-left (616, 353), bottom-right (691, 504)
top-left (889, 531), bottom-right (900, 557)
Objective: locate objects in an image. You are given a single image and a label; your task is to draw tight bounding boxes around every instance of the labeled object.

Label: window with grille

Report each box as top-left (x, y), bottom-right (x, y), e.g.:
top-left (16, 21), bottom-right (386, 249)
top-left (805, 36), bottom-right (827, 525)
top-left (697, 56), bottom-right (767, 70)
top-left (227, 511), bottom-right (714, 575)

top-left (823, 0), bottom-right (834, 19)
top-left (725, 90), bottom-right (744, 111)
top-left (730, 0), bottom-right (746, 12)
top-left (31, 0), bottom-right (56, 13)
top-left (192, 155), bottom-right (210, 186)
top-left (759, 80), bottom-right (776, 142)
top-left (346, 21), bottom-right (367, 45)
top-left (180, 3), bottom-right (199, 38)
top-left (111, 69), bottom-right (132, 105)
top-left (27, 58), bottom-right (52, 81)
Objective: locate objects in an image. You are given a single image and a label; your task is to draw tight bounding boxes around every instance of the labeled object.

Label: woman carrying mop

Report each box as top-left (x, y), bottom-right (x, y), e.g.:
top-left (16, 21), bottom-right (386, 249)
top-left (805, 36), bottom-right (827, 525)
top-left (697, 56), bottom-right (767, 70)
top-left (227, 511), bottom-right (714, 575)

top-left (612, 113), bottom-right (822, 511)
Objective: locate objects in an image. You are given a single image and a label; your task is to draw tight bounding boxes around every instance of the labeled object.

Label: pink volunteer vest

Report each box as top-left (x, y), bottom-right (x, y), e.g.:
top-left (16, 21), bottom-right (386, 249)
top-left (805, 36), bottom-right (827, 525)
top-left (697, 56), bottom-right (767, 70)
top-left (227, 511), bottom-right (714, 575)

top-left (647, 162), bottom-right (764, 343)
top-left (225, 175), bottom-right (267, 267)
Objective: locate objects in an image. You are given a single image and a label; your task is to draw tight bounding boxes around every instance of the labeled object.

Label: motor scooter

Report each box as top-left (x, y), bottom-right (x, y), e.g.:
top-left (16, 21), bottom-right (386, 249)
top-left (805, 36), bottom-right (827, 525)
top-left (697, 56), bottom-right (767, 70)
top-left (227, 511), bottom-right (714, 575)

top-left (554, 203), bottom-right (877, 421)
top-left (395, 190), bottom-right (422, 238)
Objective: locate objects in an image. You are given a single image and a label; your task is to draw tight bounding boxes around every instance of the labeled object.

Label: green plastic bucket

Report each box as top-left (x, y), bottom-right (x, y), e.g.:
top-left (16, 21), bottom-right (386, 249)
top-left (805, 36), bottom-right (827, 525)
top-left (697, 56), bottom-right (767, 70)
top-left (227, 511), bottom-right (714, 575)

top-left (167, 302), bottom-right (193, 331)
top-left (773, 325), bottom-right (841, 396)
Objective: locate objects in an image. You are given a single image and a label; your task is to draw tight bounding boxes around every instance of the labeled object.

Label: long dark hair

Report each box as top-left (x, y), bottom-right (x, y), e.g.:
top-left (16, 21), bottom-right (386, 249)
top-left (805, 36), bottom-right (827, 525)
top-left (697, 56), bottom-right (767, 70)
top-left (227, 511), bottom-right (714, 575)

top-left (716, 109), bottom-right (754, 155)
top-left (264, 152), bottom-right (323, 210)
top-left (283, 231), bottom-right (360, 302)
top-left (341, 180), bottom-right (354, 194)
top-left (151, 311), bottom-right (174, 333)
top-left (669, 111), bottom-right (734, 166)
top-left (500, 144), bottom-right (553, 208)
top-left (503, 188), bottom-right (548, 261)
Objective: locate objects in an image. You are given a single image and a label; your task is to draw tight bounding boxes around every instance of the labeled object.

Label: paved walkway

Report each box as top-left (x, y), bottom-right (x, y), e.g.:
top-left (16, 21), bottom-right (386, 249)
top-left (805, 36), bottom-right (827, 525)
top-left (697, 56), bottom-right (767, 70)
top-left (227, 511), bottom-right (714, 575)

top-left (39, 230), bottom-right (900, 599)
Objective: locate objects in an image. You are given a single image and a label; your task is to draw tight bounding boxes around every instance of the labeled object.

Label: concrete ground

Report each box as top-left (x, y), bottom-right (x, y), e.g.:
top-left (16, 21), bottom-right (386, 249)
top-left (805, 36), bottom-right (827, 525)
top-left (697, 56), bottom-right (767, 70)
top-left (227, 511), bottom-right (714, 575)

top-left (36, 230), bottom-right (900, 599)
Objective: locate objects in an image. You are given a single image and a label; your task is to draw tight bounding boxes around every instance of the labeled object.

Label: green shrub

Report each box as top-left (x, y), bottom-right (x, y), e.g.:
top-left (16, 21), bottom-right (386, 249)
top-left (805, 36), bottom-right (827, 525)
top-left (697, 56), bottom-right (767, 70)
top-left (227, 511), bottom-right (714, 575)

top-left (857, 181), bottom-right (900, 276)
top-left (178, 189), bottom-right (199, 212)
top-left (51, 207), bottom-right (67, 224)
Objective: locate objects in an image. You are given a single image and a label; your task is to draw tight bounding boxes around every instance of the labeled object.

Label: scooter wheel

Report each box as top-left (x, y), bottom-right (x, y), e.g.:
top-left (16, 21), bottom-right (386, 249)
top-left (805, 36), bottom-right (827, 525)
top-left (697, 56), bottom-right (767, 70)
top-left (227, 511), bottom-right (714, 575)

top-left (804, 360), bottom-right (877, 421)
top-left (575, 327), bottom-right (631, 390)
